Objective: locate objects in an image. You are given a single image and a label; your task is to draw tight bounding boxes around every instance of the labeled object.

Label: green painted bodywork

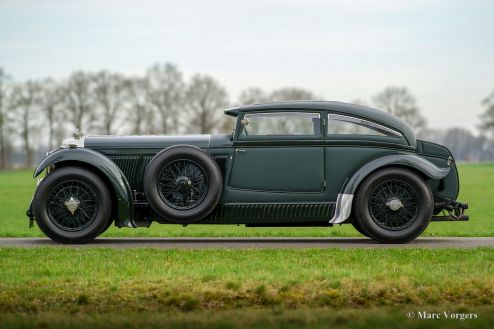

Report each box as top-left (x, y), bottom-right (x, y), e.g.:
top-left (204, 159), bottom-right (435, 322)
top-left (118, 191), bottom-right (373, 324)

top-left (86, 135), bottom-right (211, 150)
top-left (229, 147), bottom-right (325, 192)
top-left (30, 101), bottom-right (461, 226)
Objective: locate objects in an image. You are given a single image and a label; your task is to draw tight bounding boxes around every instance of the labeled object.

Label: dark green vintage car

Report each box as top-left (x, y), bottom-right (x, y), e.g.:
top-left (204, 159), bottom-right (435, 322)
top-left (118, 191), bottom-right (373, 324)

top-left (27, 101), bottom-right (468, 244)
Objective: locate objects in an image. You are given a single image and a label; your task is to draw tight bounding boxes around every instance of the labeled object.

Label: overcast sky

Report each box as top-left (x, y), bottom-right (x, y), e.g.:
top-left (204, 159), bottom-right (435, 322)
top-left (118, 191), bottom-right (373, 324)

top-left (1, 0), bottom-right (493, 132)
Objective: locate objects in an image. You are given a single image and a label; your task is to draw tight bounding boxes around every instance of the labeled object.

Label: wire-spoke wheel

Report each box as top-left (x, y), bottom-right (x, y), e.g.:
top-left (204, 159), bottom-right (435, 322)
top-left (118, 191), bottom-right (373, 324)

top-left (47, 180), bottom-right (98, 231)
top-left (144, 145), bottom-right (223, 224)
top-left (368, 180), bottom-right (419, 231)
top-left (354, 167), bottom-right (433, 243)
top-left (158, 159), bottom-right (208, 210)
top-left (32, 167), bottom-right (112, 244)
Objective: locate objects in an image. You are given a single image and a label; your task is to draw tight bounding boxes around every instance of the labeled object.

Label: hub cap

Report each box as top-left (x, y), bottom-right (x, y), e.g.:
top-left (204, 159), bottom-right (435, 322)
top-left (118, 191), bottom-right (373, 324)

top-left (64, 197), bottom-right (80, 215)
top-left (158, 159), bottom-right (208, 210)
top-left (368, 180), bottom-right (419, 231)
top-left (47, 180), bottom-right (98, 231)
top-left (386, 198), bottom-right (404, 211)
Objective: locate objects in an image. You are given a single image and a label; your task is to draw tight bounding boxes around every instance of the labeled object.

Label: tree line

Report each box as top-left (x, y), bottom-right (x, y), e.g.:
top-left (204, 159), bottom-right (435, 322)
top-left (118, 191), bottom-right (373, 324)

top-left (0, 63), bottom-right (493, 168)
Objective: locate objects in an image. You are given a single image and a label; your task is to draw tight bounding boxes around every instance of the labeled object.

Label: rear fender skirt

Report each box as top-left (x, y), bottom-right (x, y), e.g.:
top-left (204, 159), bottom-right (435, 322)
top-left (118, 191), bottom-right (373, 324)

top-left (329, 154), bottom-right (450, 224)
top-left (33, 148), bottom-right (135, 228)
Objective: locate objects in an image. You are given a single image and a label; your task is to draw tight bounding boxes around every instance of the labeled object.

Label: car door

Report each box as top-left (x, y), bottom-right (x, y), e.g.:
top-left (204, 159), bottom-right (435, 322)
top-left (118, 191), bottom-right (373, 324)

top-left (229, 111), bottom-right (325, 193)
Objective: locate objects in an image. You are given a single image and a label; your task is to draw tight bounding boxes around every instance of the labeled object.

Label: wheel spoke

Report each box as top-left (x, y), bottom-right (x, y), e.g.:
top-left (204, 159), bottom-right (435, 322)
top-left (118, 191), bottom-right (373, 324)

top-left (46, 180), bottom-right (98, 232)
top-left (157, 159), bottom-right (208, 210)
top-left (367, 179), bottom-right (419, 231)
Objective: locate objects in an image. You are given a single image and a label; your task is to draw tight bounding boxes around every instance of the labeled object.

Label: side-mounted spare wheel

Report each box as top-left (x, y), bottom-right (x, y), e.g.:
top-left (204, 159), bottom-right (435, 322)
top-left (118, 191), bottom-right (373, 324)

top-left (143, 145), bottom-right (223, 223)
top-left (32, 166), bottom-right (112, 244)
top-left (353, 167), bottom-right (433, 243)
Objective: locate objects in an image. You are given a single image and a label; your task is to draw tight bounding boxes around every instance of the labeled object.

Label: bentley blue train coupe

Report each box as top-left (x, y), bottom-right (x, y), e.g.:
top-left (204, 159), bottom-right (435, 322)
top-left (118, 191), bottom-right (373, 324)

top-left (27, 101), bottom-right (468, 243)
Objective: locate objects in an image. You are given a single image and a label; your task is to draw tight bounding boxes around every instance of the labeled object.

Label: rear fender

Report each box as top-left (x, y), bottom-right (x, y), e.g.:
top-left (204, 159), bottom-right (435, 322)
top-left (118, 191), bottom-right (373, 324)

top-left (330, 154), bottom-right (450, 224)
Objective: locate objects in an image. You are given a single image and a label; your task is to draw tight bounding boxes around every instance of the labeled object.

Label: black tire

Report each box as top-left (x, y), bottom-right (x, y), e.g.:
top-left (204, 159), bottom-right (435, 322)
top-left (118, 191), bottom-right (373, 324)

top-left (100, 217), bottom-right (114, 235)
top-left (354, 167), bottom-right (433, 243)
top-left (143, 145), bottom-right (223, 223)
top-left (32, 166), bottom-right (112, 244)
top-left (351, 219), bottom-right (370, 237)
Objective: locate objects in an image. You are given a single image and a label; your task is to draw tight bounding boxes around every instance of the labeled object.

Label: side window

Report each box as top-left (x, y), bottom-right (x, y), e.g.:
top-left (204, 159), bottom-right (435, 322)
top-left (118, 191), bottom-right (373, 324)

top-left (327, 114), bottom-right (401, 137)
top-left (239, 112), bottom-right (320, 137)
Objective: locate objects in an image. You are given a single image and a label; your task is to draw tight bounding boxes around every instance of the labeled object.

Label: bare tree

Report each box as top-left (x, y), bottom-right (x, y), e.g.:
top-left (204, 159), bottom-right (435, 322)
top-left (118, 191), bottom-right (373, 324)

top-left (93, 71), bottom-right (127, 135)
top-left (269, 87), bottom-right (316, 101)
top-left (10, 81), bottom-right (41, 167)
top-left (146, 63), bottom-right (185, 134)
top-left (372, 86), bottom-right (426, 131)
top-left (238, 87), bottom-right (268, 105)
top-left (0, 68), bottom-right (11, 169)
top-left (479, 89), bottom-right (494, 135)
top-left (39, 78), bottom-right (64, 149)
top-left (125, 77), bottom-right (154, 135)
top-left (64, 71), bottom-right (95, 133)
top-left (238, 86), bottom-right (317, 104)
top-left (186, 74), bottom-right (229, 134)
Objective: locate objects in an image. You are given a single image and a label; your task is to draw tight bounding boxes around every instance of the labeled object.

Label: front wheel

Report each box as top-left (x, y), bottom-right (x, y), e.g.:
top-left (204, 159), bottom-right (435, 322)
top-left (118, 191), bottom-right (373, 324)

top-left (32, 166), bottom-right (112, 244)
top-left (353, 167), bottom-right (433, 243)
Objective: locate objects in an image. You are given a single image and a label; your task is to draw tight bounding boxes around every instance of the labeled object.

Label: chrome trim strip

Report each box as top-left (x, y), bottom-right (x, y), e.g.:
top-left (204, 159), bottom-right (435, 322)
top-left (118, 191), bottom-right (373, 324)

top-left (244, 111), bottom-right (321, 119)
top-left (328, 113), bottom-right (402, 137)
top-left (329, 193), bottom-right (354, 224)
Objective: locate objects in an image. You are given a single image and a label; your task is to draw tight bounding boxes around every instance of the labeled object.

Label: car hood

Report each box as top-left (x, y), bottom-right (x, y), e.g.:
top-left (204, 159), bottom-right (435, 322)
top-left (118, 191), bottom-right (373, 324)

top-left (84, 135), bottom-right (211, 151)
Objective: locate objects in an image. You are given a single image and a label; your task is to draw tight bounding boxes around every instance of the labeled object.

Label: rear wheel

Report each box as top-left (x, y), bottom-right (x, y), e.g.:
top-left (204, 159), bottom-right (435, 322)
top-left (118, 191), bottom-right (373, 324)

top-left (354, 167), bottom-right (433, 243)
top-left (32, 167), bottom-right (112, 244)
top-left (351, 219), bottom-right (370, 237)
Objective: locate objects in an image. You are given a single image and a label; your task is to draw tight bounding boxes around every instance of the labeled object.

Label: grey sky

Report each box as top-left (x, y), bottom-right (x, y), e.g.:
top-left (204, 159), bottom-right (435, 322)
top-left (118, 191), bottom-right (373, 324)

top-left (1, 0), bottom-right (493, 132)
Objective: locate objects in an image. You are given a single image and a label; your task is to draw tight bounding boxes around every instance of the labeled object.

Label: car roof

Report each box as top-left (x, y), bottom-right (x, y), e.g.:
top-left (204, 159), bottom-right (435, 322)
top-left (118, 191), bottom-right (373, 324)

top-left (225, 101), bottom-right (416, 147)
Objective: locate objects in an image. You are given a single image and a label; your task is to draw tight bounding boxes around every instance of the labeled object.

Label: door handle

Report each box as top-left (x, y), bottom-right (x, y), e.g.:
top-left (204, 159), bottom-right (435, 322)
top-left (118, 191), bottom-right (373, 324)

top-left (236, 149), bottom-right (246, 153)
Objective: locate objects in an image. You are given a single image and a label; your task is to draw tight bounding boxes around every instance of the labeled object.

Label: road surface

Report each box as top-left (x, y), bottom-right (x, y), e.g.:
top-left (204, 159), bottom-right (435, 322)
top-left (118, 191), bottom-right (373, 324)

top-left (0, 237), bottom-right (493, 249)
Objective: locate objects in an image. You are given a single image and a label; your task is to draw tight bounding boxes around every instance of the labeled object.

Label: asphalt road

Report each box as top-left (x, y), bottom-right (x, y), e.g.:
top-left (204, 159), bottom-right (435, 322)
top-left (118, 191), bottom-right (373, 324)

top-left (0, 237), bottom-right (493, 249)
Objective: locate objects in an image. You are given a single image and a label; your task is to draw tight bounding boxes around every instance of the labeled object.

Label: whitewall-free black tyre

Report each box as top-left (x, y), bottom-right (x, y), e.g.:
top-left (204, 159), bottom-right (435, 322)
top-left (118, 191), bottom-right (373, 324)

top-left (354, 167), bottom-right (433, 243)
top-left (32, 166), bottom-right (112, 244)
top-left (143, 145), bottom-right (223, 223)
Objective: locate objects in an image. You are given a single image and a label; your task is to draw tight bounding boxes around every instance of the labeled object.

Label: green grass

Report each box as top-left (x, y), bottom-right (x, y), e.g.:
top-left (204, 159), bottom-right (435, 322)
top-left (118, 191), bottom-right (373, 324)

top-left (0, 247), bottom-right (493, 328)
top-left (0, 248), bottom-right (493, 310)
top-left (0, 162), bottom-right (493, 237)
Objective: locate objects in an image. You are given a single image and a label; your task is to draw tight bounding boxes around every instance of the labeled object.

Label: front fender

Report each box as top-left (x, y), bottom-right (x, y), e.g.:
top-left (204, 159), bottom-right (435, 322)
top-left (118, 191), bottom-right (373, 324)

top-left (34, 148), bottom-right (135, 228)
top-left (329, 154), bottom-right (450, 224)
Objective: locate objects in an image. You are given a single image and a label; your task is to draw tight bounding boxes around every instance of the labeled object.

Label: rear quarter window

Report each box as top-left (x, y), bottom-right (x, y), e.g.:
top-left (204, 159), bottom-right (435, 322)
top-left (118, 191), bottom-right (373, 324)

top-left (327, 114), bottom-right (402, 138)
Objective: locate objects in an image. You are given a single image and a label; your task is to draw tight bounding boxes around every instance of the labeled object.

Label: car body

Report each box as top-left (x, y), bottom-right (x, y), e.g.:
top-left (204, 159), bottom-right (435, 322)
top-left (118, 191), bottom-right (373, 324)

top-left (27, 101), bottom-right (468, 243)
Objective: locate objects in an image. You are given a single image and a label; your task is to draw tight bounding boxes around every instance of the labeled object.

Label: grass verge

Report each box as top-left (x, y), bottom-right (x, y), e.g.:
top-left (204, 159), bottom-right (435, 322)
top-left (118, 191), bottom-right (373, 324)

top-left (0, 247), bottom-right (493, 313)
